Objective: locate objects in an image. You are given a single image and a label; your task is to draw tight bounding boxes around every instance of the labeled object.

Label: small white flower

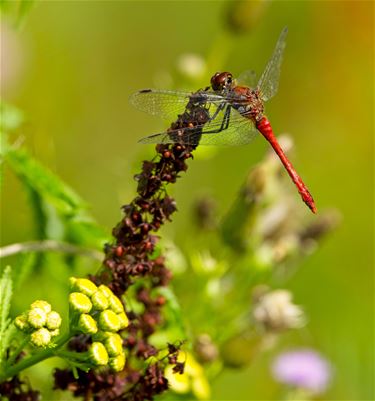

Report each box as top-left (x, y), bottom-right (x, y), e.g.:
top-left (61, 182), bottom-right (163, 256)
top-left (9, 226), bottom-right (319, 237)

top-left (253, 289), bottom-right (305, 331)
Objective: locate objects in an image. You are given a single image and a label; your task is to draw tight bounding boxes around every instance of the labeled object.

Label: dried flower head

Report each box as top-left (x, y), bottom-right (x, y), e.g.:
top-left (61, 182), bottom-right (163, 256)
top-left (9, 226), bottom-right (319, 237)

top-left (252, 289), bottom-right (305, 332)
top-left (194, 334), bottom-right (219, 363)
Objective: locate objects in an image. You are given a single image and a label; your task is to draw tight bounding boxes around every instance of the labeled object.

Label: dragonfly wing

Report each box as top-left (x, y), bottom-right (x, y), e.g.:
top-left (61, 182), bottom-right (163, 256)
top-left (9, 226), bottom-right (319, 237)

top-left (237, 70), bottom-right (257, 88)
top-left (130, 89), bottom-right (226, 120)
top-left (257, 27), bottom-right (288, 102)
top-left (129, 89), bottom-right (192, 120)
top-left (138, 131), bottom-right (174, 144)
top-left (138, 106), bottom-right (258, 146)
top-left (198, 107), bottom-right (258, 145)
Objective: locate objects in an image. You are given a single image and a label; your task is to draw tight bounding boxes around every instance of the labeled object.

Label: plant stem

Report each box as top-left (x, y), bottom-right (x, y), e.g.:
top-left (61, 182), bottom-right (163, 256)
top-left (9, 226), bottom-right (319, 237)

top-left (0, 331), bottom-right (72, 382)
top-left (0, 240), bottom-right (103, 261)
top-left (54, 349), bottom-right (87, 361)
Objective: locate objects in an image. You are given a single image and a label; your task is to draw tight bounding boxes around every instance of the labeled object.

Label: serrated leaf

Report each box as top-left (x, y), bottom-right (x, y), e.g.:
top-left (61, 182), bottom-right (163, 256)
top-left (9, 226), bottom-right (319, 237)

top-left (1, 323), bottom-right (16, 361)
top-left (0, 266), bottom-right (12, 332)
top-left (0, 266), bottom-right (13, 362)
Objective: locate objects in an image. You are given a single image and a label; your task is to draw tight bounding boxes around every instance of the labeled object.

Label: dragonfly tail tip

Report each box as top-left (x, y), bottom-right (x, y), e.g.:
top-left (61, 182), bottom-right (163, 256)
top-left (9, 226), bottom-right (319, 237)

top-left (307, 201), bottom-right (317, 214)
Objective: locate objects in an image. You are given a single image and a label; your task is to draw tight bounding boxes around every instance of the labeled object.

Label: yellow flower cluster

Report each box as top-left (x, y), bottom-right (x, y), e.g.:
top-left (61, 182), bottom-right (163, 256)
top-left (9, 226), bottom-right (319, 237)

top-left (69, 277), bottom-right (128, 372)
top-left (14, 300), bottom-right (61, 347)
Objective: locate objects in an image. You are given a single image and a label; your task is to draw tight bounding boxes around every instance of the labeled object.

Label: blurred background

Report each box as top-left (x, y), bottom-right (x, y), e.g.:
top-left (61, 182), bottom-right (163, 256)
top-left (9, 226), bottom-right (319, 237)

top-left (1, 1), bottom-right (373, 400)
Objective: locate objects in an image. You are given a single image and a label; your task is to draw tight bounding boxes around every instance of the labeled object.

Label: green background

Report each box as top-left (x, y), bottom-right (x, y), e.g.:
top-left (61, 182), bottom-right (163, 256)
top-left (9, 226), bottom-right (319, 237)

top-left (1, 1), bottom-right (373, 399)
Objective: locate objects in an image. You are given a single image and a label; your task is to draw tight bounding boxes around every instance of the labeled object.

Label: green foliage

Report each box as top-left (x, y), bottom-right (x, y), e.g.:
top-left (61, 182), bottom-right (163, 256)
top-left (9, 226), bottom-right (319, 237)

top-left (0, 101), bottom-right (24, 189)
top-left (6, 146), bottom-right (87, 216)
top-left (220, 165), bottom-right (264, 251)
top-left (1, 1), bottom-right (372, 398)
top-left (2, 128), bottom-right (108, 249)
top-left (0, 266), bottom-right (13, 364)
top-left (12, 254), bottom-right (36, 290)
top-left (156, 286), bottom-right (186, 340)
top-left (0, 0), bottom-right (36, 28)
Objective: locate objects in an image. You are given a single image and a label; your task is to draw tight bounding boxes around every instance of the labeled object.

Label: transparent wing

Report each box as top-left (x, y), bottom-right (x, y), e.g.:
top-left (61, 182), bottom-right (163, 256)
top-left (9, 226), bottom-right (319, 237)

top-left (257, 27), bottom-right (288, 102)
top-left (138, 106), bottom-right (258, 146)
top-left (129, 89), bottom-right (226, 120)
top-left (237, 70), bottom-right (257, 88)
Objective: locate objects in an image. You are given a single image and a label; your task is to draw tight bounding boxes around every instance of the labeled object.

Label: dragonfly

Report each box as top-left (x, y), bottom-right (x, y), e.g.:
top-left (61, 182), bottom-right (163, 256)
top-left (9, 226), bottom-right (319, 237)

top-left (130, 27), bottom-right (316, 214)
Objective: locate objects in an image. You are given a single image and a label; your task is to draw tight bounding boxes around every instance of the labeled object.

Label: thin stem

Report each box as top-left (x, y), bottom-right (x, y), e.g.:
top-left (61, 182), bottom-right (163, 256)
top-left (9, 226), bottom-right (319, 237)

top-left (0, 240), bottom-right (103, 261)
top-left (0, 331), bottom-right (72, 382)
top-left (54, 350), bottom-right (87, 361)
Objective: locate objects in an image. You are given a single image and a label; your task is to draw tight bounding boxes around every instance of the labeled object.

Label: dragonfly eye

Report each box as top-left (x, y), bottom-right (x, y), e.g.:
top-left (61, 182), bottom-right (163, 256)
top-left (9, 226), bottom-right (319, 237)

top-left (211, 72), bottom-right (233, 91)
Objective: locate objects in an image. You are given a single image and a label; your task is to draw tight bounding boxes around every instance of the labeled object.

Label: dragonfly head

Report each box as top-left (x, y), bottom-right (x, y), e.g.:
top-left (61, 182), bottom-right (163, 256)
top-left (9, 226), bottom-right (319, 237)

top-left (210, 72), bottom-right (234, 92)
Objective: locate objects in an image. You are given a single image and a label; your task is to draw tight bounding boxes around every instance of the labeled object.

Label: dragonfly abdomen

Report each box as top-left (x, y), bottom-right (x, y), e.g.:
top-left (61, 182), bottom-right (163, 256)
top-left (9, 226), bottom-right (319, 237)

top-left (256, 117), bottom-right (317, 213)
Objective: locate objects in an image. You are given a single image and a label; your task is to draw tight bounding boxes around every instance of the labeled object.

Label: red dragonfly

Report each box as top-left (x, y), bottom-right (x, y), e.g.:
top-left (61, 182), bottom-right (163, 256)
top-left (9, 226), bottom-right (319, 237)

top-left (130, 28), bottom-right (316, 213)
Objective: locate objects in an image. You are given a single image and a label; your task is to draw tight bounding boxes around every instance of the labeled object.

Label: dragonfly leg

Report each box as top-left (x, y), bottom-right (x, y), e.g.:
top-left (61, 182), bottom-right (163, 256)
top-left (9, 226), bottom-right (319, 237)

top-left (203, 105), bottom-right (231, 134)
top-left (207, 102), bottom-right (226, 123)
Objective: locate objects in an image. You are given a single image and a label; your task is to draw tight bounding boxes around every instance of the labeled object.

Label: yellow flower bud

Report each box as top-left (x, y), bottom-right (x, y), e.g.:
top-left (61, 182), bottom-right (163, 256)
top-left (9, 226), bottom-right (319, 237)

top-left (108, 295), bottom-right (124, 314)
top-left (77, 314), bottom-right (98, 334)
top-left (89, 342), bottom-right (109, 366)
top-left (70, 277), bottom-right (98, 297)
top-left (98, 284), bottom-right (114, 299)
top-left (91, 291), bottom-right (109, 311)
top-left (30, 328), bottom-right (52, 347)
top-left (98, 310), bottom-right (120, 332)
top-left (117, 312), bottom-right (129, 330)
top-left (109, 352), bottom-right (126, 372)
top-left (104, 333), bottom-right (123, 357)
top-left (69, 292), bottom-right (92, 314)
top-left (30, 300), bottom-right (52, 314)
top-left (28, 308), bottom-right (47, 329)
top-left (14, 313), bottom-right (30, 332)
top-left (46, 311), bottom-right (62, 330)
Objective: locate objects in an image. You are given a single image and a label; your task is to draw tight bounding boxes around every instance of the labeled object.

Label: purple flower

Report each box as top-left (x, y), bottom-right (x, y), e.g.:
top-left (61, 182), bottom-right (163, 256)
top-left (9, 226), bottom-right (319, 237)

top-left (271, 348), bottom-right (332, 394)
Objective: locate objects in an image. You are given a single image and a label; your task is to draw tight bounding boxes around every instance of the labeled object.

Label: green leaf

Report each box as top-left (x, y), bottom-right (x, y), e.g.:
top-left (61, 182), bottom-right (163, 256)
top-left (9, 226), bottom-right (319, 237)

top-left (66, 217), bottom-right (109, 250)
top-left (0, 266), bottom-right (13, 362)
top-left (0, 0), bottom-right (36, 28)
top-left (16, 0), bottom-right (35, 27)
top-left (6, 147), bottom-right (86, 217)
top-left (12, 253), bottom-right (36, 290)
top-left (0, 101), bottom-right (24, 190)
top-left (157, 286), bottom-right (185, 337)
top-left (4, 142), bottom-right (107, 252)
top-left (220, 166), bottom-right (265, 251)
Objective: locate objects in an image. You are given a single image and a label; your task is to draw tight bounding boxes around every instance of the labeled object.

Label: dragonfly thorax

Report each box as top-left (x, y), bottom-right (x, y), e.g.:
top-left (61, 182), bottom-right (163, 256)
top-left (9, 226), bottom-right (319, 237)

top-left (231, 86), bottom-right (264, 121)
